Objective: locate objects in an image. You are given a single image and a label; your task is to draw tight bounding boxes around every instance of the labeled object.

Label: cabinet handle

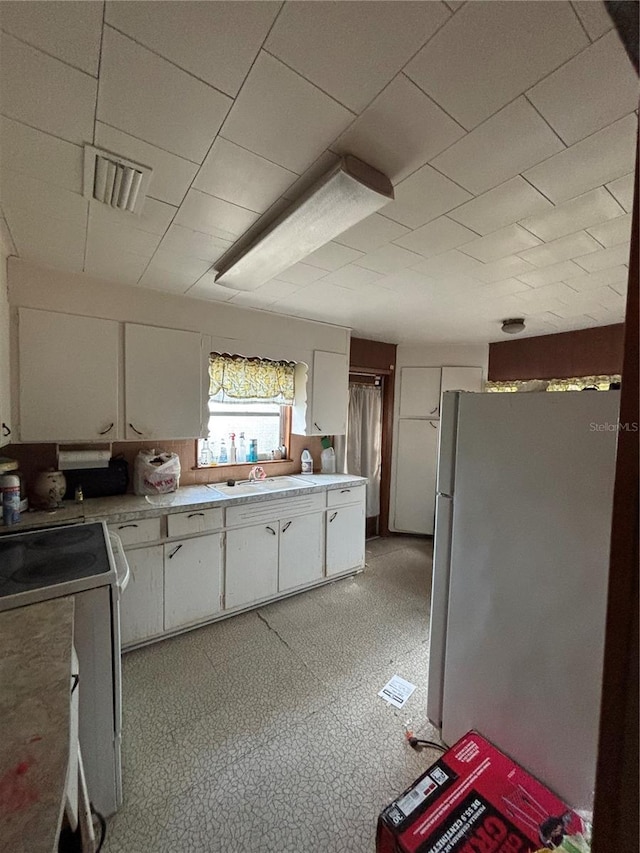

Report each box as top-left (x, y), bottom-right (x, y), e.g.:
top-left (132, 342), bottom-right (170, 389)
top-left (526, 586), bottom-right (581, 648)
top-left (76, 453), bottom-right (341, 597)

top-left (118, 523), bottom-right (139, 530)
top-left (71, 673), bottom-right (79, 694)
top-left (168, 544), bottom-right (183, 559)
top-left (329, 512), bottom-right (338, 523)
top-left (128, 422), bottom-right (144, 436)
top-left (266, 525), bottom-right (276, 535)
top-left (282, 521), bottom-right (292, 533)
top-left (429, 421), bottom-right (438, 429)
top-left (430, 406), bottom-right (438, 415)
top-left (99, 422), bottom-right (114, 435)
top-left (188, 512), bottom-right (205, 519)
top-left (1, 422), bottom-right (11, 437)
top-left (314, 422), bottom-right (322, 431)
top-left (340, 489), bottom-right (351, 494)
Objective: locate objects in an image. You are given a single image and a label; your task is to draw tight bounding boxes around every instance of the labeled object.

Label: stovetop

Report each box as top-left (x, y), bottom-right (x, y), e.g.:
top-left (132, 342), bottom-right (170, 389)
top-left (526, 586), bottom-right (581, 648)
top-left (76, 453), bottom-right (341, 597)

top-left (0, 522), bottom-right (114, 603)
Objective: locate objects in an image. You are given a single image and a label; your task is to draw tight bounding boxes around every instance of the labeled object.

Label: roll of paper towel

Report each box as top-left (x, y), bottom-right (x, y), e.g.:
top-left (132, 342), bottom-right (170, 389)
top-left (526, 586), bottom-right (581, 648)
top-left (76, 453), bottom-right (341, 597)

top-left (58, 450), bottom-right (111, 470)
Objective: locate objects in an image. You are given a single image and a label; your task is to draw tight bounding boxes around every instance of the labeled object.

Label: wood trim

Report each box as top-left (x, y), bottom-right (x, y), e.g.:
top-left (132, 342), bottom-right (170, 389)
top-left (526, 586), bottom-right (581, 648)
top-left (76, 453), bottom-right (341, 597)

top-left (591, 128), bottom-right (639, 851)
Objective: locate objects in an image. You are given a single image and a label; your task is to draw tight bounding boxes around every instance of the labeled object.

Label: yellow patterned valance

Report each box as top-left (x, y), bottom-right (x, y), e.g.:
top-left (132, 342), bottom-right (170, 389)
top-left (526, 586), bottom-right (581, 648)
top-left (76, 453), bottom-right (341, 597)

top-left (486, 375), bottom-right (621, 393)
top-left (209, 353), bottom-right (296, 404)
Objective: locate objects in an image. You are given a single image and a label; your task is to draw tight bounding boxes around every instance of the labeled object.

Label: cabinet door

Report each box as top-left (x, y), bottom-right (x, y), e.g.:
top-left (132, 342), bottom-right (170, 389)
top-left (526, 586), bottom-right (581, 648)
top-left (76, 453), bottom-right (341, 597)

top-left (225, 523), bottom-right (279, 609)
top-left (125, 323), bottom-right (201, 439)
top-left (279, 512), bottom-right (324, 592)
top-left (326, 503), bottom-right (365, 576)
top-left (399, 367), bottom-right (441, 418)
top-left (0, 287), bottom-right (11, 447)
top-left (440, 367), bottom-right (483, 394)
top-left (393, 419), bottom-right (439, 534)
top-left (164, 534), bottom-right (222, 631)
top-left (19, 308), bottom-right (119, 441)
top-left (120, 545), bottom-right (164, 646)
top-left (310, 350), bottom-right (348, 435)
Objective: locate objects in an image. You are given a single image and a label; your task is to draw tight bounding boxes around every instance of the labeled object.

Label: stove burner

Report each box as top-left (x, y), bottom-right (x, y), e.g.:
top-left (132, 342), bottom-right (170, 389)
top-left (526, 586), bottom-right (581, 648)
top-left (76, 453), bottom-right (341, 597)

top-left (11, 552), bottom-right (98, 585)
top-left (31, 528), bottom-right (96, 548)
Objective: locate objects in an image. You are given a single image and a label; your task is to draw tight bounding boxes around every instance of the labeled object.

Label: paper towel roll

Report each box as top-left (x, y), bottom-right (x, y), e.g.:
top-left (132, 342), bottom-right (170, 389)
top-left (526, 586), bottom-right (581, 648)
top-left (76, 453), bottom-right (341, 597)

top-left (58, 450), bottom-right (111, 470)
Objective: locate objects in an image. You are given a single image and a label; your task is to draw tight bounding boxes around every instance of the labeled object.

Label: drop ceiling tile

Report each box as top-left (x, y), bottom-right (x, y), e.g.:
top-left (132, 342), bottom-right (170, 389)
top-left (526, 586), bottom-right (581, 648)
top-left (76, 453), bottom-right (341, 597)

top-left (87, 212), bottom-right (162, 257)
top-left (606, 173), bottom-right (635, 213)
top-left (1, 170), bottom-right (88, 225)
top-left (1, 0), bottom-right (103, 76)
top-left (6, 205), bottom-right (86, 271)
top-left (518, 230), bottom-right (602, 267)
top-left (303, 241), bottom-right (364, 271)
top-left (0, 33), bottom-right (97, 145)
top-left (393, 216), bottom-right (476, 257)
top-left (95, 122), bottom-right (199, 207)
top-left (473, 255), bottom-right (536, 283)
top-left (334, 213), bottom-right (409, 253)
top-left (405, 0), bottom-right (586, 130)
top-left (105, 1), bottom-right (279, 97)
top-left (431, 98), bottom-right (565, 196)
top-left (265, 1), bottom-right (450, 113)
top-left (610, 280), bottom-right (628, 298)
top-left (334, 75), bottom-right (465, 184)
top-left (160, 224), bottom-right (232, 263)
top-left (587, 213), bottom-right (633, 247)
top-left (98, 27), bottom-right (231, 163)
top-left (320, 264), bottom-right (384, 292)
top-left (462, 224), bottom-right (541, 263)
top-left (184, 272), bottom-right (237, 302)
top-left (89, 197), bottom-right (177, 237)
top-left (273, 263), bottom-right (327, 286)
top-left (572, 1), bottom-right (614, 41)
top-left (565, 265), bottom-right (629, 292)
top-left (85, 245), bottom-right (151, 285)
top-left (527, 30), bottom-right (639, 145)
top-left (411, 249), bottom-right (486, 279)
top-left (353, 244), bottom-right (424, 275)
top-left (518, 260), bottom-right (586, 288)
top-left (522, 113), bottom-right (636, 204)
top-left (194, 138), bottom-right (297, 214)
top-left (221, 52), bottom-right (354, 175)
top-left (443, 1), bottom-right (465, 11)
top-left (574, 243), bottom-right (630, 273)
top-left (138, 249), bottom-right (211, 293)
top-left (520, 187), bottom-right (623, 242)
top-left (516, 281), bottom-right (578, 306)
top-left (0, 117), bottom-right (82, 194)
top-left (447, 176), bottom-right (553, 236)
top-left (479, 278), bottom-right (531, 298)
top-left (175, 190), bottom-right (259, 242)
top-left (381, 164), bottom-right (472, 229)
top-left (253, 279), bottom-right (302, 301)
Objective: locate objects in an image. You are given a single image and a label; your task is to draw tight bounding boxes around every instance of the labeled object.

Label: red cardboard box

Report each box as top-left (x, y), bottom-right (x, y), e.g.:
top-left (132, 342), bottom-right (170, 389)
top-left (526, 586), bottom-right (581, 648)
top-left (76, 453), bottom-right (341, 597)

top-left (376, 732), bottom-right (590, 853)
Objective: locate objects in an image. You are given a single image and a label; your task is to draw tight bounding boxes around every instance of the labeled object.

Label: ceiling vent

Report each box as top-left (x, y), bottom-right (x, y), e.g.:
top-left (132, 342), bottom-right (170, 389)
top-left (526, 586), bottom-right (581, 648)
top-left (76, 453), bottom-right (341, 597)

top-left (83, 145), bottom-right (152, 215)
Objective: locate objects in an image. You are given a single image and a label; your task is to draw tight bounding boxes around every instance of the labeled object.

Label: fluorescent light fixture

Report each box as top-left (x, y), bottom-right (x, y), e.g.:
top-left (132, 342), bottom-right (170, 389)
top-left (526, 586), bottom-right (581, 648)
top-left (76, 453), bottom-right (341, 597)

top-left (214, 155), bottom-right (393, 291)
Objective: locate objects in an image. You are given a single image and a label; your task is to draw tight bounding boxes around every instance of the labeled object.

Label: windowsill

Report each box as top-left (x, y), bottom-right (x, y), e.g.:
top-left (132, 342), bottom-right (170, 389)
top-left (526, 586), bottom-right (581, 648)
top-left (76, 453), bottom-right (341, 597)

top-left (193, 458), bottom-right (293, 471)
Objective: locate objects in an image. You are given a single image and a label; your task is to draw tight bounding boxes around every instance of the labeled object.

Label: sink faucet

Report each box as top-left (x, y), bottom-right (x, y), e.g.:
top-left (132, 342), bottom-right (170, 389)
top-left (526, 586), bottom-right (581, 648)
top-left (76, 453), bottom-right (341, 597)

top-left (248, 465), bottom-right (266, 481)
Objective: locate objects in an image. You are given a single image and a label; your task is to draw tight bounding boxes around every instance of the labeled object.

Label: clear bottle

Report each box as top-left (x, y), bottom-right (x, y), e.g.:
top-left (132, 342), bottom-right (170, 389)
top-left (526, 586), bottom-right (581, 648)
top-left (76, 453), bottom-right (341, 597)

top-left (229, 433), bottom-right (237, 464)
top-left (249, 439), bottom-right (258, 462)
top-left (198, 440), bottom-right (211, 467)
top-left (238, 432), bottom-right (246, 464)
top-left (218, 438), bottom-right (228, 464)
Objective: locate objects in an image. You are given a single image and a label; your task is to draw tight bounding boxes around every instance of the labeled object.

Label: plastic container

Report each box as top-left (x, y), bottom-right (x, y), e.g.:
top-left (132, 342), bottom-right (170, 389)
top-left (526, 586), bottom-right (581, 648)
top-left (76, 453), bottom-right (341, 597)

top-left (219, 438), bottom-right (228, 464)
top-left (1, 473), bottom-right (21, 525)
top-left (238, 433), bottom-right (246, 464)
top-left (320, 447), bottom-right (336, 474)
top-left (301, 448), bottom-right (313, 474)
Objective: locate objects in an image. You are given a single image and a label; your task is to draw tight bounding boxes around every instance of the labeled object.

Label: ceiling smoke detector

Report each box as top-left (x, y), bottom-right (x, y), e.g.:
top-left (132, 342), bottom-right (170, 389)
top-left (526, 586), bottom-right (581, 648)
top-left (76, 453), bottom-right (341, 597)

top-left (501, 318), bottom-right (526, 335)
top-left (83, 145), bottom-right (152, 215)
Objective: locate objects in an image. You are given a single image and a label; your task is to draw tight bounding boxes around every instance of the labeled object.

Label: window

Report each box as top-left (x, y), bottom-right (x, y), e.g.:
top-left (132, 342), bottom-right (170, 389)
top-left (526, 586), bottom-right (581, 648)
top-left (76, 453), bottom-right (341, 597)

top-left (197, 352), bottom-right (295, 466)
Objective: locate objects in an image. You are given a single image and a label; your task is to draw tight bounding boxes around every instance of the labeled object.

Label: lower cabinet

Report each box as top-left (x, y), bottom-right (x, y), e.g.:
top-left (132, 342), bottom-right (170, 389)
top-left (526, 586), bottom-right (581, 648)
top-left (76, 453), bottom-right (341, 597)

top-left (120, 545), bottom-right (164, 646)
top-left (326, 504), bottom-right (366, 576)
top-left (164, 533), bottom-right (222, 631)
top-left (279, 512), bottom-right (324, 592)
top-left (225, 522), bottom-right (279, 610)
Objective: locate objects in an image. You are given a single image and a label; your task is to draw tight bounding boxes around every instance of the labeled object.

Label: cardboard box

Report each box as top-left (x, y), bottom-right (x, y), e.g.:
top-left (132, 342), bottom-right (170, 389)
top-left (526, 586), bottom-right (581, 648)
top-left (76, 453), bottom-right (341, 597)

top-left (377, 732), bottom-right (590, 853)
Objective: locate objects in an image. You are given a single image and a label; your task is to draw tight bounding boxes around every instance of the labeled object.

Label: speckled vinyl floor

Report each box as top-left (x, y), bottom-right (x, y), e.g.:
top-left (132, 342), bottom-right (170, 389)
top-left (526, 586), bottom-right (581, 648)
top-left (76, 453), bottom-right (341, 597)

top-left (104, 535), bottom-right (444, 853)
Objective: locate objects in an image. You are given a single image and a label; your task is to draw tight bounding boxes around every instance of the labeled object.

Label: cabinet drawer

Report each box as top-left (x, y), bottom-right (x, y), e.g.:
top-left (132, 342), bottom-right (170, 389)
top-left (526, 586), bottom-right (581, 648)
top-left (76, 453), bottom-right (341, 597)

top-left (226, 493), bottom-right (324, 527)
top-left (326, 485), bottom-right (365, 507)
top-left (108, 517), bottom-right (161, 547)
top-left (167, 507), bottom-right (223, 538)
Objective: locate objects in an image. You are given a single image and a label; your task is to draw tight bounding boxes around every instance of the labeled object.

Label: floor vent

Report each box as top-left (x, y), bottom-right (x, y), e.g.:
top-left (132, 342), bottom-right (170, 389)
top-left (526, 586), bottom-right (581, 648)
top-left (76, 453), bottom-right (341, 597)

top-left (83, 145), bottom-right (152, 214)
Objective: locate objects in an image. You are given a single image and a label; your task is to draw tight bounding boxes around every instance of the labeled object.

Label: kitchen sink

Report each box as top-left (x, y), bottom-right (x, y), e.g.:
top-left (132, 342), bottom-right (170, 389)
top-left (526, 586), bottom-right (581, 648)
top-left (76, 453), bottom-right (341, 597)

top-left (206, 476), bottom-right (312, 497)
top-left (258, 476), bottom-right (312, 490)
top-left (206, 482), bottom-right (265, 496)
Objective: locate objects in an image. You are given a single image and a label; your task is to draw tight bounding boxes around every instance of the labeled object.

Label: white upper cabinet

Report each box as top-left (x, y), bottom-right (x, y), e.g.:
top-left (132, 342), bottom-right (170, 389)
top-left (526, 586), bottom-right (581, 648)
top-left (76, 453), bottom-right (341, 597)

top-left (440, 366), bottom-right (484, 395)
top-left (125, 323), bottom-right (202, 439)
top-left (19, 308), bottom-right (120, 442)
top-left (309, 350), bottom-right (348, 435)
top-left (399, 367), bottom-right (442, 418)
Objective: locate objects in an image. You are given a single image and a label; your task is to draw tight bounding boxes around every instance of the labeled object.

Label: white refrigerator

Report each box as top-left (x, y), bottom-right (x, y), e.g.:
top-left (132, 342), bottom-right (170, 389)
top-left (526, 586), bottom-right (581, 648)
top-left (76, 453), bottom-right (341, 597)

top-left (427, 390), bottom-right (619, 810)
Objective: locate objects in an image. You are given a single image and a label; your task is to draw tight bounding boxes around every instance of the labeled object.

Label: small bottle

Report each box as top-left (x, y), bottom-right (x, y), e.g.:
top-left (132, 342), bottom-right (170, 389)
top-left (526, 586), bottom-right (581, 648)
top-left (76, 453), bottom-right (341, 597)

top-left (75, 484), bottom-right (84, 504)
top-left (219, 438), bottom-right (228, 464)
top-left (301, 448), bottom-right (313, 474)
top-left (198, 440), bottom-right (210, 467)
top-left (1, 474), bottom-right (21, 525)
top-left (229, 433), bottom-right (237, 464)
top-left (249, 439), bottom-right (258, 463)
top-left (238, 432), bottom-right (246, 464)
